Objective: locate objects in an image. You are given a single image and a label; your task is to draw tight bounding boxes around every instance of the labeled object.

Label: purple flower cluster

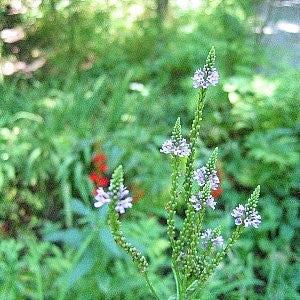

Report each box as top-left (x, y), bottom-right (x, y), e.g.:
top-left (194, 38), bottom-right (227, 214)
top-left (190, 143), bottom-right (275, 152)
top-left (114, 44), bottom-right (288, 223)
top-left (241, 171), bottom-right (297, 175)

top-left (94, 187), bottom-right (111, 208)
top-left (190, 191), bottom-right (217, 210)
top-left (201, 229), bottom-right (224, 248)
top-left (160, 137), bottom-right (191, 157)
top-left (190, 195), bottom-right (202, 211)
top-left (194, 166), bottom-right (220, 190)
top-left (231, 204), bottom-right (261, 228)
top-left (94, 185), bottom-right (133, 214)
top-left (192, 67), bottom-right (220, 89)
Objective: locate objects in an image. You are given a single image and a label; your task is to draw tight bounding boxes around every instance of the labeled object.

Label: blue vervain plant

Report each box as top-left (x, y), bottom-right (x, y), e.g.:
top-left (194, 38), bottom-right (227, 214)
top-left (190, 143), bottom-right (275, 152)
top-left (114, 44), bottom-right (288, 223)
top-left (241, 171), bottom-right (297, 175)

top-left (94, 47), bottom-right (262, 300)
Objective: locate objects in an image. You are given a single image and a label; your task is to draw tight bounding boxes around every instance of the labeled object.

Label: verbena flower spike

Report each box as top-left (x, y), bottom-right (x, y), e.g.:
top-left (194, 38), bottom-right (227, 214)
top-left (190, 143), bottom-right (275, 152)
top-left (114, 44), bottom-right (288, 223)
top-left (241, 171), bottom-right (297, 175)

top-left (94, 47), bottom-right (261, 300)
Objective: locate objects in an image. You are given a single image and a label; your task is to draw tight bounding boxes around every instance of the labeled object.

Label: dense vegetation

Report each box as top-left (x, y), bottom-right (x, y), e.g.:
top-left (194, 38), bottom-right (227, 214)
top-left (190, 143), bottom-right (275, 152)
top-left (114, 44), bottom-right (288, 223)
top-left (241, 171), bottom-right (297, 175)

top-left (0, 0), bottom-right (299, 299)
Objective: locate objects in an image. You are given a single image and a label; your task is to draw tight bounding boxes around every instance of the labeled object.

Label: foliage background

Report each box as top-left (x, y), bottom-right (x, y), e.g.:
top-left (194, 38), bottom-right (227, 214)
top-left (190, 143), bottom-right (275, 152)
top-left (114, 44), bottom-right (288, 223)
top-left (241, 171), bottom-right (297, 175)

top-left (0, 0), bottom-right (299, 299)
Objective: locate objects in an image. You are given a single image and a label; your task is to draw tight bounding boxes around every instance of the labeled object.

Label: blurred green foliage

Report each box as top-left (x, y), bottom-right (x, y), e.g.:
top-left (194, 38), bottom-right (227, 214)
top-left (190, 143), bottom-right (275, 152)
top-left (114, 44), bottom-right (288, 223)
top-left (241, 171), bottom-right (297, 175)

top-left (0, 0), bottom-right (299, 299)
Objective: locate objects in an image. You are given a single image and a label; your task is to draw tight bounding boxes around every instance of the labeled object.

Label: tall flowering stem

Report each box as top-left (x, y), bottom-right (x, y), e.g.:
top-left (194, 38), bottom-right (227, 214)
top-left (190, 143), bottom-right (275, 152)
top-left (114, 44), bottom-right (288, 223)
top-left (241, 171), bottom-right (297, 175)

top-left (174, 87), bottom-right (205, 273)
top-left (107, 166), bottom-right (159, 300)
top-left (96, 47), bottom-right (262, 300)
top-left (184, 88), bottom-right (206, 197)
top-left (161, 118), bottom-right (188, 299)
top-left (185, 46), bottom-right (217, 198)
top-left (169, 155), bottom-right (182, 299)
top-left (177, 47), bottom-right (217, 257)
top-left (167, 118), bottom-right (182, 247)
top-left (168, 157), bottom-right (179, 245)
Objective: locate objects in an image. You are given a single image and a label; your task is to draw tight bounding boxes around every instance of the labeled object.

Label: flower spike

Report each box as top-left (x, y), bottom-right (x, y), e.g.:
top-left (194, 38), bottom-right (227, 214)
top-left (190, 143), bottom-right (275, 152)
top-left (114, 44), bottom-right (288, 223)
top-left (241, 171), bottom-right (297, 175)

top-left (161, 117), bottom-right (191, 157)
top-left (192, 47), bottom-right (220, 89)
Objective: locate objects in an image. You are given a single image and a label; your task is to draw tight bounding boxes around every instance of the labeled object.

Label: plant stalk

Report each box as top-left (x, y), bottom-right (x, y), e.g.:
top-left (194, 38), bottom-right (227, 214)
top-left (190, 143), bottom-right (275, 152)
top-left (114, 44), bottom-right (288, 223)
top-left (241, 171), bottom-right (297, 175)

top-left (145, 272), bottom-right (160, 300)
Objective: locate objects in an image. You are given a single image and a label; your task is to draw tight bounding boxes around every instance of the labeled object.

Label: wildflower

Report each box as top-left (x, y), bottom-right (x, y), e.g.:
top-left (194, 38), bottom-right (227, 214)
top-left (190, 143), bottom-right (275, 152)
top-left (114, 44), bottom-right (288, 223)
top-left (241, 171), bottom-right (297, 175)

top-left (119, 184), bottom-right (130, 198)
top-left (114, 185), bottom-right (133, 214)
top-left (190, 192), bottom-right (216, 210)
top-left (89, 172), bottom-right (99, 182)
top-left (94, 185), bottom-right (132, 214)
top-left (201, 228), bottom-right (213, 240)
top-left (194, 166), bottom-right (220, 190)
top-left (160, 117), bottom-right (191, 157)
top-left (160, 139), bottom-right (173, 154)
top-left (192, 46), bottom-right (220, 89)
top-left (231, 204), bottom-right (246, 218)
top-left (193, 166), bottom-right (206, 186)
top-left (89, 172), bottom-right (110, 187)
top-left (234, 217), bottom-right (243, 226)
top-left (212, 236), bottom-right (224, 247)
top-left (160, 137), bottom-right (191, 157)
top-left (192, 67), bottom-right (220, 89)
top-left (205, 195), bottom-right (216, 210)
top-left (190, 195), bottom-right (202, 211)
top-left (244, 210), bottom-right (261, 228)
top-left (89, 172), bottom-right (103, 186)
top-left (201, 228), bottom-right (223, 248)
top-left (231, 204), bottom-right (261, 228)
top-left (92, 153), bottom-right (107, 163)
top-left (99, 164), bottom-right (108, 172)
top-left (94, 187), bottom-right (111, 208)
top-left (231, 204), bottom-right (246, 226)
top-left (98, 177), bottom-right (109, 187)
top-left (115, 197), bottom-right (133, 214)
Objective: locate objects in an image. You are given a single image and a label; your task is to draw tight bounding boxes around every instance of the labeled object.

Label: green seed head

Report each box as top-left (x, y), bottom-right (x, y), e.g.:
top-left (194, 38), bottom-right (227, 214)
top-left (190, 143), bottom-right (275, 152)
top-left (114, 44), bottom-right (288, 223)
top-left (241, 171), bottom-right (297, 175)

top-left (172, 117), bottom-right (182, 144)
top-left (205, 46), bottom-right (216, 70)
top-left (247, 185), bottom-right (261, 211)
top-left (206, 147), bottom-right (218, 173)
top-left (109, 165), bottom-right (124, 199)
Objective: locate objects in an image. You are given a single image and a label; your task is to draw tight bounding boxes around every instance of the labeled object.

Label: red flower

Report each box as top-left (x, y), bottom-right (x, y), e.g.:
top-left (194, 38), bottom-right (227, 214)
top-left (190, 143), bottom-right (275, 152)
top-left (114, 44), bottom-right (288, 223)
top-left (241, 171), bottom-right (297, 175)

top-left (98, 177), bottom-right (109, 187)
top-left (212, 186), bottom-right (223, 199)
top-left (93, 188), bottom-right (98, 196)
top-left (89, 172), bottom-right (101, 183)
top-left (92, 153), bottom-right (107, 164)
top-left (99, 164), bottom-right (107, 172)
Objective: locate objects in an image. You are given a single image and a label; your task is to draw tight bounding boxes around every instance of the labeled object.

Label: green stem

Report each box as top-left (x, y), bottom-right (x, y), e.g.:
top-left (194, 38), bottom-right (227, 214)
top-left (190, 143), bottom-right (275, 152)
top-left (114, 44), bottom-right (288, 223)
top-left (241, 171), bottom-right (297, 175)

top-left (184, 89), bottom-right (206, 197)
top-left (172, 262), bottom-right (181, 299)
top-left (178, 89), bottom-right (207, 250)
top-left (196, 209), bottom-right (205, 238)
top-left (184, 208), bottom-right (206, 277)
top-left (179, 277), bottom-right (187, 300)
top-left (168, 157), bottom-right (181, 298)
top-left (175, 89), bottom-right (207, 280)
top-left (168, 157), bottom-right (180, 247)
top-left (144, 272), bottom-right (160, 300)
